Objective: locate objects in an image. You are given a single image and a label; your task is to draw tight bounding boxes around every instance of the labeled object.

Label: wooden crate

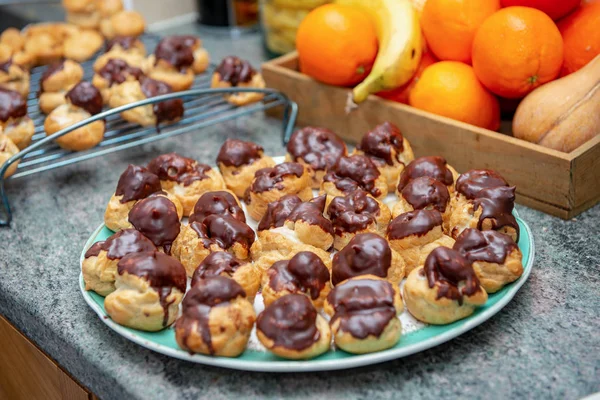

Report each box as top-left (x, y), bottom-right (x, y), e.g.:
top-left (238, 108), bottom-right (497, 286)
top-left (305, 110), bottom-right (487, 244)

top-left (262, 52), bottom-right (600, 220)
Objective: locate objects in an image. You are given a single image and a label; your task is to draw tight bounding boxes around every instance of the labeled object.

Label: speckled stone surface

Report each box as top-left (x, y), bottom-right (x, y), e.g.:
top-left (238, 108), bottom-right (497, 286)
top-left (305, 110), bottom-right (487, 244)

top-left (0, 29), bottom-right (599, 400)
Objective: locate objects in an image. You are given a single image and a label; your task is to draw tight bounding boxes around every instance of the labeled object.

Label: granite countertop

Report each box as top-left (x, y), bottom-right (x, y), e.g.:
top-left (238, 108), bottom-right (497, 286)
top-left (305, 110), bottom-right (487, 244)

top-left (1, 26), bottom-right (599, 400)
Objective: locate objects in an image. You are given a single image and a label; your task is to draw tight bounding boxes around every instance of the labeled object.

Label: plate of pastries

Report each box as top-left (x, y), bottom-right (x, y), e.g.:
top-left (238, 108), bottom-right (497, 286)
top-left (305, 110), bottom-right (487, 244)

top-left (79, 121), bottom-right (533, 372)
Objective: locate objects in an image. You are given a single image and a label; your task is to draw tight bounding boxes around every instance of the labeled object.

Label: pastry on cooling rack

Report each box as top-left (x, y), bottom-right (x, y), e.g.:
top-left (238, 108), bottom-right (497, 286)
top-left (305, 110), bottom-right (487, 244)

top-left (326, 189), bottom-right (391, 250)
top-left (145, 36), bottom-right (197, 92)
top-left (151, 35), bottom-right (208, 75)
top-left (44, 81), bottom-right (106, 151)
top-left (105, 36), bottom-right (146, 56)
top-left (331, 233), bottom-right (405, 286)
top-left (104, 250), bottom-right (186, 331)
top-left (99, 0), bottom-right (123, 20)
top-left (22, 23), bottom-right (74, 66)
top-left (189, 190), bottom-right (246, 224)
top-left (128, 193), bottom-right (183, 254)
top-left (104, 164), bottom-right (183, 231)
top-left (172, 214), bottom-right (255, 276)
top-left (147, 153), bottom-right (226, 216)
top-left (397, 156), bottom-right (458, 195)
top-left (321, 154), bottom-right (388, 200)
top-left (0, 28), bottom-right (24, 54)
top-left (324, 275), bottom-right (403, 354)
top-left (216, 138), bottom-right (275, 198)
top-left (63, 0), bottom-right (101, 29)
top-left (93, 46), bottom-right (146, 73)
top-left (246, 162), bottom-right (313, 221)
top-left (211, 56), bottom-right (266, 106)
top-left (92, 58), bottom-right (144, 104)
top-left (100, 10), bottom-right (145, 39)
top-left (0, 55), bottom-right (30, 99)
top-left (0, 88), bottom-right (34, 150)
top-left (0, 133), bottom-right (19, 177)
top-left (262, 251), bottom-right (331, 309)
top-left (175, 276), bottom-right (255, 357)
top-left (453, 228), bottom-right (523, 293)
top-left (353, 122), bottom-right (415, 192)
top-left (257, 294), bottom-right (331, 360)
top-left (82, 228), bottom-right (156, 296)
top-left (285, 127), bottom-right (347, 189)
top-left (39, 60), bottom-right (84, 114)
top-left (191, 251), bottom-right (260, 302)
top-left (63, 28), bottom-right (104, 62)
top-left (108, 77), bottom-right (184, 128)
top-left (392, 177), bottom-right (452, 226)
top-left (404, 247), bottom-right (488, 325)
top-left (0, 36), bottom-right (32, 70)
top-left (387, 209), bottom-right (455, 275)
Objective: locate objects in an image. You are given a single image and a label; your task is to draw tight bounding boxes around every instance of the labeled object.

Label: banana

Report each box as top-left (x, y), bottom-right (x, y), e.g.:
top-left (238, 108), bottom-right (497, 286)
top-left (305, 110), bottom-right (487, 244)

top-left (336, 0), bottom-right (423, 105)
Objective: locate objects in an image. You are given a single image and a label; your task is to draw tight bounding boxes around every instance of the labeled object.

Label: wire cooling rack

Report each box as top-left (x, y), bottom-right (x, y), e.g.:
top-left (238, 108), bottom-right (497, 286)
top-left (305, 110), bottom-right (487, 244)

top-left (0, 34), bottom-right (298, 226)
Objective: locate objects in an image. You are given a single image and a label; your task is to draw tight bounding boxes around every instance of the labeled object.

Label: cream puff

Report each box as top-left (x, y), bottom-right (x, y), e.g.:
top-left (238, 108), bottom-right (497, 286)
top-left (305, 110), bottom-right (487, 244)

top-left (0, 58), bottom-right (30, 99)
top-left (257, 194), bottom-right (303, 231)
top-left (211, 56), bottom-right (266, 106)
top-left (397, 156), bottom-right (458, 194)
top-left (39, 60), bottom-right (84, 114)
top-left (262, 251), bottom-right (331, 309)
top-left (392, 177), bottom-right (452, 225)
top-left (44, 81), bottom-right (105, 151)
top-left (285, 127), bottom-right (347, 188)
top-left (324, 275), bottom-right (403, 354)
top-left (216, 139), bottom-right (276, 198)
top-left (257, 294), bottom-right (331, 360)
top-left (283, 195), bottom-right (333, 251)
top-left (403, 247), bottom-right (488, 325)
top-left (100, 10), bottom-right (146, 39)
top-left (191, 251), bottom-right (260, 302)
top-left (353, 122), bottom-right (414, 192)
top-left (146, 36), bottom-right (196, 92)
top-left (92, 58), bottom-right (144, 103)
top-left (0, 28), bottom-right (25, 54)
top-left (189, 190), bottom-right (245, 224)
top-left (453, 228), bottom-right (523, 293)
top-left (321, 155), bottom-right (388, 200)
top-left (63, 28), bottom-right (103, 62)
top-left (93, 45), bottom-right (146, 73)
top-left (63, 0), bottom-right (101, 29)
top-left (104, 250), bottom-right (187, 331)
top-left (326, 189), bottom-right (391, 250)
top-left (387, 209), bottom-right (455, 275)
top-left (331, 233), bottom-right (405, 286)
top-left (172, 214), bottom-right (255, 276)
top-left (23, 28), bottom-right (64, 66)
top-left (151, 35), bottom-right (208, 74)
top-left (0, 88), bottom-right (34, 150)
top-left (246, 162), bottom-right (313, 221)
top-left (82, 228), bottom-right (156, 296)
top-left (0, 133), bottom-right (19, 177)
top-left (105, 36), bottom-right (146, 56)
top-left (175, 275), bottom-right (255, 357)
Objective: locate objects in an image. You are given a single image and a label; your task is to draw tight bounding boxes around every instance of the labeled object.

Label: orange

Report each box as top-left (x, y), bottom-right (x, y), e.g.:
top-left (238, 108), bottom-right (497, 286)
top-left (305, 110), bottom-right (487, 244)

top-left (472, 7), bottom-right (564, 99)
top-left (558, 3), bottom-right (600, 75)
top-left (409, 61), bottom-right (500, 130)
top-left (377, 50), bottom-right (438, 104)
top-left (296, 4), bottom-right (378, 87)
top-left (421, 0), bottom-right (500, 64)
top-left (500, 0), bottom-right (580, 20)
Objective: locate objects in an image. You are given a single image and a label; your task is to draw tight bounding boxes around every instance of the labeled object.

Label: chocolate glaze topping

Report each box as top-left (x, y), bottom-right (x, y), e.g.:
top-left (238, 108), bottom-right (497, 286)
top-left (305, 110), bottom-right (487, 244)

top-left (191, 252), bottom-right (244, 286)
top-left (139, 77), bottom-right (184, 125)
top-left (40, 61), bottom-right (65, 87)
top-left (176, 276), bottom-right (246, 354)
top-left (84, 228), bottom-right (156, 259)
top-left (357, 122), bottom-right (404, 166)
top-left (267, 252), bottom-right (330, 300)
top-left (0, 88), bottom-right (27, 122)
top-left (473, 186), bottom-right (520, 239)
top-left (398, 156), bottom-right (454, 191)
top-left (154, 35), bottom-right (196, 70)
top-left (257, 194), bottom-right (302, 231)
top-left (424, 247), bottom-right (480, 304)
top-left (332, 233), bottom-right (392, 285)
top-left (65, 82), bottom-right (103, 115)
top-left (456, 169), bottom-right (509, 200)
top-left (215, 56), bottom-right (255, 86)
top-left (287, 127), bottom-right (346, 171)
top-left (454, 228), bottom-right (518, 264)
top-left (190, 191), bottom-right (245, 224)
top-left (190, 214), bottom-right (255, 250)
top-left (387, 209), bottom-right (443, 240)
top-left (401, 176), bottom-right (450, 213)
top-left (98, 58), bottom-right (143, 86)
top-left (216, 138), bottom-right (263, 167)
top-left (106, 36), bottom-right (138, 52)
top-left (147, 153), bottom-right (210, 187)
top-left (257, 294), bottom-right (320, 351)
top-left (286, 195), bottom-right (333, 234)
top-left (118, 250), bottom-right (186, 326)
top-left (115, 164), bottom-right (162, 203)
top-left (250, 162), bottom-right (304, 193)
top-left (327, 189), bottom-right (380, 235)
top-left (128, 194), bottom-right (181, 253)
top-left (327, 278), bottom-right (396, 339)
top-left (323, 155), bottom-right (381, 197)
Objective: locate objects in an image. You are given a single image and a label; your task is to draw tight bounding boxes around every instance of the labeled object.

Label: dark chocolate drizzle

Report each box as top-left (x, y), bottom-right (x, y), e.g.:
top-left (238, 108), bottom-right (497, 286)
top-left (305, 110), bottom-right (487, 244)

top-left (191, 252), bottom-right (244, 285)
top-left (65, 82), bottom-right (103, 115)
top-left (215, 56), bottom-right (255, 86)
top-left (0, 88), bottom-right (27, 122)
top-left (40, 61), bottom-right (65, 88)
top-left (128, 194), bottom-right (181, 253)
top-left (286, 127), bottom-right (346, 171)
top-left (98, 58), bottom-right (143, 86)
top-left (139, 77), bottom-right (184, 125)
top-left (257, 194), bottom-right (302, 231)
top-left (357, 122), bottom-right (404, 166)
top-left (327, 278), bottom-right (396, 339)
top-left (323, 155), bottom-right (381, 197)
top-left (267, 252), bottom-right (330, 300)
top-left (286, 195), bottom-right (333, 234)
top-left (85, 229), bottom-right (156, 259)
top-left (216, 138), bottom-right (263, 167)
top-left (190, 191), bottom-right (245, 224)
top-left (472, 186), bottom-right (520, 239)
top-left (327, 189), bottom-right (380, 235)
top-left (456, 169), bottom-right (509, 200)
top-left (147, 153), bottom-right (210, 187)
top-left (401, 176), bottom-right (450, 213)
top-left (106, 36), bottom-right (138, 52)
top-left (154, 35), bottom-right (196, 70)
top-left (189, 214), bottom-right (255, 250)
top-left (398, 156), bottom-right (454, 191)
top-left (250, 162), bottom-right (304, 193)
top-left (332, 233), bottom-right (392, 285)
top-left (387, 209), bottom-right (443, 240)
top-left (424, 247), bottom-right (481, 304)
top-left (453, 228), bottom-right (518, 264)
top-left (115, 164), bottom-right (162, 203)
top-left (257, 294), bottom-right (321, 351)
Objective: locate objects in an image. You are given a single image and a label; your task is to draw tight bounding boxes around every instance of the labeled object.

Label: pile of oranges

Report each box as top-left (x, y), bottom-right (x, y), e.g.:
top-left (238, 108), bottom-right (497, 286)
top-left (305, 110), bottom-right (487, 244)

top-left (296, 0), bottom-right (600, 130)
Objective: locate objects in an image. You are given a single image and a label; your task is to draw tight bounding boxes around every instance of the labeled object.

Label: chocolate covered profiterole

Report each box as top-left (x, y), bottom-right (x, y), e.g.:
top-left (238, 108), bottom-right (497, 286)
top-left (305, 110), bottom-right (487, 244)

top-left (210, 56), bottom-right (266, 106)
top-left (392, 176), bottom-right (452, 227)
top-left (175, 276), bottom-right (255, 357)
top-left (92, 58), bottom-right (144, 103)
top-left (105, 36), bottom-right (146, 56)
top-left (128, 194), bottom-right (182, 254)
top-left (283, 195), bottom-right (334, 250)
top-left (189, 190), bottom-right (245, 224)
top-left (321, 155), bottom-right (388, 200)
top-left (146, 35), bottom-right (196, 91)
top-left (396, 156), bottom-right (458, 194)
top-left (104, 251), bottom-right (187, 331)
top-left (257, 194), bottom-right (303, 231)
top-left (257, 294), bottom-right (331, 360)
top-left (0, 56), bottom-right (30, 99)
top-left (0, 87), bottom-right (34, 150)
top-left (38, 60), bottom-right (84, 114)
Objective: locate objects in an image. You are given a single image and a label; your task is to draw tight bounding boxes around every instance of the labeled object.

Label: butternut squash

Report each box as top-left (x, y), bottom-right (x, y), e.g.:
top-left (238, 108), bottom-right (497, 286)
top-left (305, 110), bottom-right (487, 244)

top-left (512, 55), bottom-right (600, 153)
